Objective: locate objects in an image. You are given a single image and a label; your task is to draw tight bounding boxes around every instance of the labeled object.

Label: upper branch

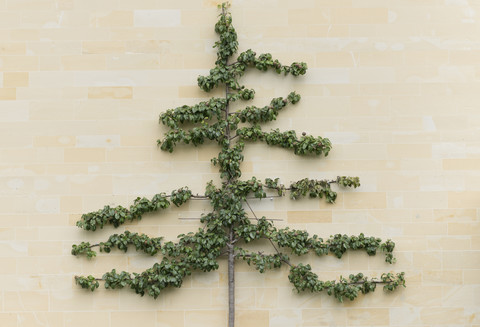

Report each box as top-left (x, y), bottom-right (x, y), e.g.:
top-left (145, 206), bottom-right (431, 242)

top-left (158, 121), bottom-right (228, 153)
top-left (287, 176), bottom-right (360, 202)
top-left (216, 176), bottom-right (360, 204)
top-left (196, 6), bottom-right (307, 94)
top-left (236, 126), bottom-right (332, 156)
top-left (197, 51), bottom-right (308, 93)
top-left (236, 49), bottom-right (307, 76)
top-left (233, 92), bottom-right (301, 124)
top-left (214, 2), bottom-right (238, 65)
top-left (159, 98), bottom-right (226, 129)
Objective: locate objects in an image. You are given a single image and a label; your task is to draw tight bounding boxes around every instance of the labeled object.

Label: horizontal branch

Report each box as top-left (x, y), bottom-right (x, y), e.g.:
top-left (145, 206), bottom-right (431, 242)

top-left (158, 122), bottom-right (227, 153)
top-left (237, 126), bottom-right (332, 157)
top-left (159, 97), bottom-right (226, 129)
top-left (72, 231), bottom-right (163, 258)
top-left (235, 216), bottom-right (396, 263)
top-left (226, 176), bottom-right (359, 204)
top-left (236, 250), bottom-right (292, 271)
top-left (232, 92), bottom-right (301, 124)
top-left (179, 217), bottom-right (283, 221)
top-left (288, 265), bottom-right (405, 302)
top-left (76, 187), bottom-right (194, 231)
top-left (74, 228), bottom-right (229, 297)
top-left (187, 195), bottom-right (209, 200)
top-left (236, 49), bottom-right (307, 77)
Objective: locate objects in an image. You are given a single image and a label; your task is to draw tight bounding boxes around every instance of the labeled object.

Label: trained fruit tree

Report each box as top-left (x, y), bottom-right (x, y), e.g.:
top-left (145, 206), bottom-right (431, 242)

top-left (72, 3), bottom-right (405, 326)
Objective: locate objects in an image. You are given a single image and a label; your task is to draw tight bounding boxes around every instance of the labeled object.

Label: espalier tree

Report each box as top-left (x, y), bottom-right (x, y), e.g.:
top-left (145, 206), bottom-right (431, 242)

top-left (72, 3), bottom-right (405, 326)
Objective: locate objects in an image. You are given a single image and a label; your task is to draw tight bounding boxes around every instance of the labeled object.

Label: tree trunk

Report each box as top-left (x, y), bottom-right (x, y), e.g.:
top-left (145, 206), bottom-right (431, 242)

top-left (228, 228), bottom-right (235, 327)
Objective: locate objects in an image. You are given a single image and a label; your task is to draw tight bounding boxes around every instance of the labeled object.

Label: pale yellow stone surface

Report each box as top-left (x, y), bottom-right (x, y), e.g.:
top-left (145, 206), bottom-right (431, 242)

top-left (287, 210), bottom-right (332, 223)
top-left (0, 0), bottom-right (479, 326)
top-left (88, 86), bottom-right (133, 99)
top-left (3, 72), bottom-right (29, 87)
top-left (0, 88), bottom-right (16, 100)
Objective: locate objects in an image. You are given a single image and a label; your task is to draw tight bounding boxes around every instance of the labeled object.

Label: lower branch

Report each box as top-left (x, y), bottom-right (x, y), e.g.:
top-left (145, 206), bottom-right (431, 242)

top-left (235, 216), bottom-right (397, 264)
top-left (74, 228), bottom-right (227, 297)
top-left (289, 264), bottom-right (405, 303)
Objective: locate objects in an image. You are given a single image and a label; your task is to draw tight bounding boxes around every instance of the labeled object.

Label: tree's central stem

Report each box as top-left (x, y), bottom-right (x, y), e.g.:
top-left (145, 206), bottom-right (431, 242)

top-left (223, 48), bottom-right (236, 326)
top-left (228, 227), bottom-right (235, 327)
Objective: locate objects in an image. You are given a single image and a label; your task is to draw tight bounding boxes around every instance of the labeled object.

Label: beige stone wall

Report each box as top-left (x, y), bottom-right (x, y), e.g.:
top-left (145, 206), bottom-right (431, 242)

top-left (1, 0), bottom-right (479, 326)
